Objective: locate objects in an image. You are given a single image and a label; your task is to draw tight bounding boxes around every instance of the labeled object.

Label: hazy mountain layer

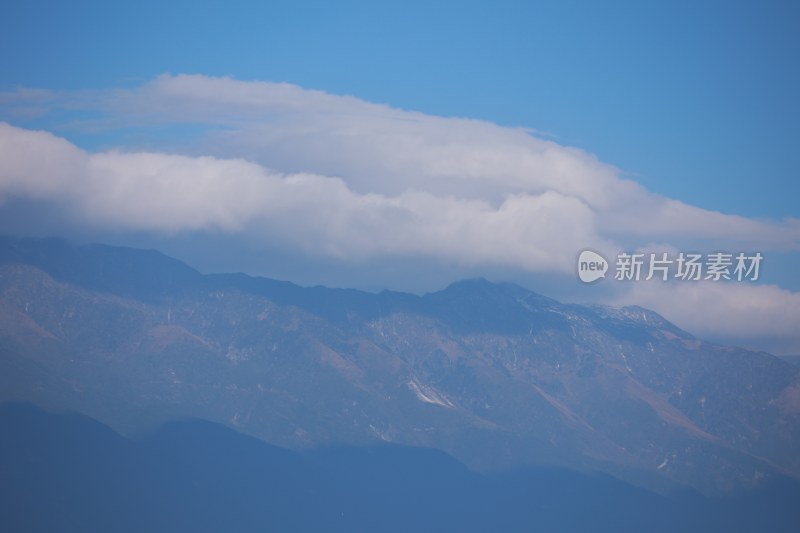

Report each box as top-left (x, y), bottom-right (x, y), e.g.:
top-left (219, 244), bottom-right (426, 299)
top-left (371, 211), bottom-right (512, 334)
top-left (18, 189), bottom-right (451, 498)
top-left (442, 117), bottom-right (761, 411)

top-left (3, 404), bottom-right (799, 533)
top-left (0, 236), bottom-right (798, 494)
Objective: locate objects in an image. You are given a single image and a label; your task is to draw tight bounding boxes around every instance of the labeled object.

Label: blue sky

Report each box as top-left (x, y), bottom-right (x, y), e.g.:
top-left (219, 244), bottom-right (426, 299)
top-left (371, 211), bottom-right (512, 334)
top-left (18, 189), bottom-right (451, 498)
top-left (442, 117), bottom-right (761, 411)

top-left (1, 0), bottom-right (800, 354)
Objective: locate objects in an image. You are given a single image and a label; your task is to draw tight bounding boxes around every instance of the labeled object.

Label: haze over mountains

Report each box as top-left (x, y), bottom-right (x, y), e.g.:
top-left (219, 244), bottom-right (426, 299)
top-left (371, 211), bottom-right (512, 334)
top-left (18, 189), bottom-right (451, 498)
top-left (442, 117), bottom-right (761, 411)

top-left (1, 235), bottom-right (798, 500)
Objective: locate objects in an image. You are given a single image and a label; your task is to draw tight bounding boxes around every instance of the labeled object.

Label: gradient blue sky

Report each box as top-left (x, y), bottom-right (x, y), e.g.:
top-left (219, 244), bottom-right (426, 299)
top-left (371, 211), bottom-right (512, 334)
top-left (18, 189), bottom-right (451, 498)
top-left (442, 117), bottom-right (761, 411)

top-left (2, 0), bottom-right (798, 217)
top-left (2, 0), bottom-right (800, 354)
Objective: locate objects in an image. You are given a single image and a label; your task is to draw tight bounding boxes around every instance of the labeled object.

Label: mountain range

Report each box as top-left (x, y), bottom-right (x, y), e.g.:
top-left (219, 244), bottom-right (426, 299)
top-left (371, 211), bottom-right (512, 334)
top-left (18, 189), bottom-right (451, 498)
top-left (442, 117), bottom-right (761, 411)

top-left (0, 235), bottom-right (798, 499)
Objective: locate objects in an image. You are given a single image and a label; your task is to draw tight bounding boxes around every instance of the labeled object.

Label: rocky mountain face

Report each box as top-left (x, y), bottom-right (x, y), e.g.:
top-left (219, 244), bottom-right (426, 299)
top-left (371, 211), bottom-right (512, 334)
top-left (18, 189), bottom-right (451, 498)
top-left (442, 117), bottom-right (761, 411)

top-left (0, 236), bottom-right (798, 494)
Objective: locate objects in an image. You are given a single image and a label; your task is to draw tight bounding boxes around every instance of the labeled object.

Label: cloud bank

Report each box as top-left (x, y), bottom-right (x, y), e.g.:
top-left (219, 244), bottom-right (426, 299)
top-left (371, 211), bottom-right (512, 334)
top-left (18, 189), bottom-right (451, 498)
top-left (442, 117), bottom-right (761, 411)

top-left (616, 281), bottom-right (800, 356)
top-left (1, 74), bottom-right (799, 353)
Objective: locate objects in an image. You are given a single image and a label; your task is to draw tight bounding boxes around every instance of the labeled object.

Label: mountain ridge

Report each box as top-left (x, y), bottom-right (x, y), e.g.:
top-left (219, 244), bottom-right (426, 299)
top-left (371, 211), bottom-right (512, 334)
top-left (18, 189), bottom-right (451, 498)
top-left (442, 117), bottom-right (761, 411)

top-left (0, 235), bottom-right (685, 334)
top-left (0, 235), bottom-right (797, 495)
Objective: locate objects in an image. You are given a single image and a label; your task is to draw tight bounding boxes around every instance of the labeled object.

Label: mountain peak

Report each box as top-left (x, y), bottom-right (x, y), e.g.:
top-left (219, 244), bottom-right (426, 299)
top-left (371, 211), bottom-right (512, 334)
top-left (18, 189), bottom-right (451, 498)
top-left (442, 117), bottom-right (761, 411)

top-left (432, 277), bottom-right (552, 304)
top-left (0, 235), bottom-right (203, 301)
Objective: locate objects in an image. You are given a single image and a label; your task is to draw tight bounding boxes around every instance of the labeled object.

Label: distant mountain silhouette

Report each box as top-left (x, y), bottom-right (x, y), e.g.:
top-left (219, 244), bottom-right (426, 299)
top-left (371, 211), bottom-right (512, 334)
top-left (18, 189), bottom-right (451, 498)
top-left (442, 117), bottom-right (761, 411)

top-left (2, 403), bottom-right (799, 533)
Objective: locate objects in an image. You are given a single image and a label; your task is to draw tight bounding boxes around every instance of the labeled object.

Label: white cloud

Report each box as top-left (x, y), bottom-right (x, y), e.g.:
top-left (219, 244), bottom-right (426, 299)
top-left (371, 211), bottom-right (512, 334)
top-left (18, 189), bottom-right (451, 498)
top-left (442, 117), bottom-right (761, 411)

top-left (0, 123), bottom-right (86, 198)
top-left (89, 74), bottom-right (800, 250)
top-left (85, 151), bottom-right (275, 232)
top-left (614, 281), bottom-right (800, 355)
top-left (0, 121), bottom-right (603, 271)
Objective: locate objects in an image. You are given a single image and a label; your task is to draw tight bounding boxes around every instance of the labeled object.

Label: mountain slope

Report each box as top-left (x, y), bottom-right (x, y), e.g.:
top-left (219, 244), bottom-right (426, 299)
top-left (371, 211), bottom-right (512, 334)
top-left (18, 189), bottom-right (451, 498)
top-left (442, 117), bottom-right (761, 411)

top-left (0, 236), bottom-right (798, 494)
top-left (3, 403), bottom-right (800, 533)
